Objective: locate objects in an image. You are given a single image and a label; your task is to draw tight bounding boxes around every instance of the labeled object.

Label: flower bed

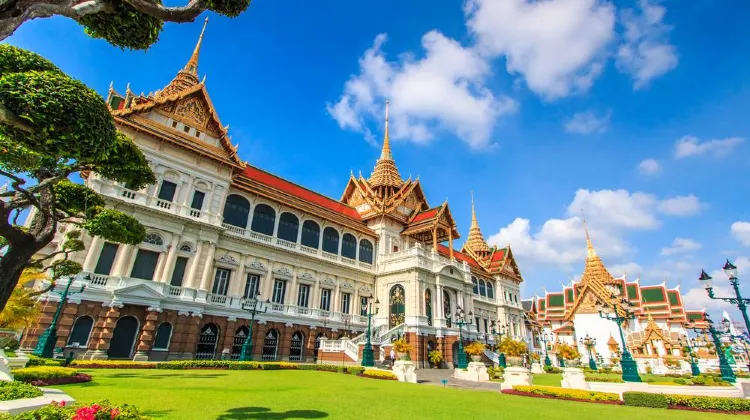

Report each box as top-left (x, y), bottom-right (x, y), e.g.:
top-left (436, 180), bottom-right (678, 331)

top-left (0, 381), bottom-right (43, 402)
top-left (0, 400), bottom-right (150, 420)
top-left (360, 369), bottom-right (397, 381)
top-left (29, 373), bottom-right (92, 386)
top-left (623, 391), bottom-right (750, 413)
top-left (507, 386), bottom-right (621, 404)
top-left (71, 360), bottom-right (157, 369)
top-left (12, 367), bottom-right (80, 383)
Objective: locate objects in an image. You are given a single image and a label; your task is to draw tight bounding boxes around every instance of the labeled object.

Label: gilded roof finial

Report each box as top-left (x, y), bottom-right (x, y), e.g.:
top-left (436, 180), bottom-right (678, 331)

top-left (471, 191), bottom-right (478, 226)
top-left (582, 209), bottom-right (597, 258)
top-left (368, 100), bottom-right (403, 191)
top-left (185, 17), bottom-right (208, 75)
top-left (380, 100), bottom-right (392, 160)
top-left (463, 191), bottom-right (490, 255)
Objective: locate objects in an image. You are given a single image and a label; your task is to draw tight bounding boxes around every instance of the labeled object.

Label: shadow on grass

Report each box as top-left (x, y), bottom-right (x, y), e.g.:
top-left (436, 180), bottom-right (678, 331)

top-left (142, 409), bottom-right (174, 418)
top-left (216, 407), bottom-right (328, 419)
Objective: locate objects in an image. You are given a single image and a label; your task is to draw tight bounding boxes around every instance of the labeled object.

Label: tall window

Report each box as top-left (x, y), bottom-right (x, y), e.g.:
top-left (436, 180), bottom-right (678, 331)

top-left (443, 290), bottom-right (452, 328)
top-left (341, 293), bottom-right (351, 314)
top-left (297, 284), bottom-right (310, 307)
top-left (243, 274), bottom-right (260, 299)
top-left (472, 277), bottom-right (478, 294)
top-left (301, 220), bottom-right (320, 248)
top-left (483, 319), bottom-right (489, 334)
top-left (341, 233), bottom-right (357, 259)
top-left (130, 249), bottom-right (160, 280)
top-left (358, 239), bottom-right (374, 264)
top-left (272, 279), bottom-right (286, 304)
top-left (94, 242), bottom-right (119, 275)
top-left (322, 227), bottom-right (339, 254)
top-left (277, 212), bottom-right (299, 242)
top-left (475, 317), bottom-right (480, 331)
top-left (170, 256), bottom-right (189, 287)
top-left (425, 288), bottom-right (432, 327)
top-left (190, 191), bottom-right (205, 210)
top-left (478, 279), bottom-right (487, 297)
top-left (67, 316), bottom-right (94, 347)
top-left (320, 289), bottom-right (331, 311)
top-left (158, 180), bottom-right (177, 202)
top-left (360, 296), bottom-right (368, 316)
top-left (153, 322), bottom-right (172, 350)
top-left (251, 204), bottom-right (276, 235)
top-left (388, 285), bottom-right (406, 328)
top-left (487, 282), bottom-right (494, 299)
top-left (223, 194), bottom-right (250, 228)
top-left (212, 269), bottom-right (230, 295)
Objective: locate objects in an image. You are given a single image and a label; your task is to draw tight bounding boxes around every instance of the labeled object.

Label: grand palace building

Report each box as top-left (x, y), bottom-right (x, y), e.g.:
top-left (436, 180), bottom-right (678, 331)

top-left (20, 21), bottom-right (527, 366)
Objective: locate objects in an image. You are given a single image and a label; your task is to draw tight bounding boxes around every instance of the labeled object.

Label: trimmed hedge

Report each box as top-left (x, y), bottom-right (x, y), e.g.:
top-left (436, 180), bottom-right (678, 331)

top-left (0, 381), bottom-right (43, 401)
top-left (30, 374), bottom-right (92, 387)
top-left (584, 374), bottom-right (623, 383)
top-left (622, 392), bottom-right (668, 408)
top-left (71, 360), bottom-right (156, 369)
top-left (512, 385), bottom-right (620, 402)
top-left (361, 369), bottom-right (397, 380)
top-left (12, 367), bottom-right (79, 383)
top-left (25, 355), bottom-right (64, 367)
top-left (623, 391), bottom-right (750, 413)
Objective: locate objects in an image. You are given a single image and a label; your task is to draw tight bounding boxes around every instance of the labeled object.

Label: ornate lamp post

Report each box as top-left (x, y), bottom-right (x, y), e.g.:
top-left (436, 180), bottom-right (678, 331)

top-left (33, 276), bottom-right (86, 358)
top-left (541, 333), bottom-right (552, 367)
top-left (492, 322), bottom-right (507, 368)
top-left (239, 293), bottom-right (268, 361)
top-left (580, 334), bottom-right (598, 371)
top-left (454, 306), bottom-right (472, 369)
top-left (680, 334), bottom-right (701, 376)
top-left (698, 260), bottom-right (750, 335)
top-left (595, 294), bottom-right (642, 382)
top-left (361, 294), bottom-right (379, 367)
top-left (688, 315), bottom-right (735, 383)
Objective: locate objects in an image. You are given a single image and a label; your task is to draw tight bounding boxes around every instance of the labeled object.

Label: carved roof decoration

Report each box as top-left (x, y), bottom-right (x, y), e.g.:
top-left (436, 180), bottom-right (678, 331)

top-left (627, 312), bottom-right (678, 350)
top-left (368, 101), bottom-right (404, 192)
top-left (462, 192), bottom-right (491, 256)
top-left (401, 201), bottom-right (460, 246)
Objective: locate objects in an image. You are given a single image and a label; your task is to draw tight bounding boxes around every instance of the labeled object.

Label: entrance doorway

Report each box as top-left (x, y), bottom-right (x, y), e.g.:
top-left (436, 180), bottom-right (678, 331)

top-left (107, 316), bottom-right (139, 359)
top-left (196, 323), bottom-right (219, 360)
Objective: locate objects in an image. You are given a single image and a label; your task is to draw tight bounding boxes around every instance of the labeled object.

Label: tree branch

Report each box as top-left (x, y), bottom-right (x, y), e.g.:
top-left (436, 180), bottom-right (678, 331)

top-left (122, 0), bottom-right (203, 23)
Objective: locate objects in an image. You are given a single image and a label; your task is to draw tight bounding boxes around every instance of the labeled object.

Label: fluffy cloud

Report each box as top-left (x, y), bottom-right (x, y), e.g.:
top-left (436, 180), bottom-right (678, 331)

top-left (564, 110), bottom-right (611, 134)
top-left (656, 195), bottom-right (702, 216)
top-left (616, 0), bottom-right (678, 89)
top-left (327, 32), bottom-right (517, 148)
top-left (681, 256), bottom-right (750, 312)
top-left (466, 0), bottom-right (615, 99)
top-left (731, 222), bottom-right (750, 247)
top-left (673, 135), bottom-right (745, 159)
top-left (660, 237), bottom-right (701, 256)
top-left (637, 158), bottom-right (661, 175)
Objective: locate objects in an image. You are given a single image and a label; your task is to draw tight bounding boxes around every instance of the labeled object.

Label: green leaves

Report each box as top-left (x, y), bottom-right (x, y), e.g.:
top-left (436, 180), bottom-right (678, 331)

top-left (85, 209), bottom-right (146, 245)
top-left (54, 180), bottom-right (106, 215)
top-left (205, 0), bottom-right (252, 17)
top-left (89, 132), bottom-right (156, 190)
top-left (49, 259), bottom-right (82, 278)
top-left (80, 0), bottom-right (163, 50)
top-left (0, 45), bottom-right (60, 75)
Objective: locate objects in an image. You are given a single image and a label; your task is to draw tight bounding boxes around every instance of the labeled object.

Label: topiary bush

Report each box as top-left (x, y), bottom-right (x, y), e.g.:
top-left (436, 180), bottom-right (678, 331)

top-left (361, 369), bottom-right (397, 380)
top-left (25, 355), bottom-right (64, 367)
top-left (0, 381), bottom-right (43, 401)
top-left (12, 366), bottom-right (78, 383)
top-left (666, 394), bottom-right (750, 412)
top-left (622, 391), bottom-right (668, 408)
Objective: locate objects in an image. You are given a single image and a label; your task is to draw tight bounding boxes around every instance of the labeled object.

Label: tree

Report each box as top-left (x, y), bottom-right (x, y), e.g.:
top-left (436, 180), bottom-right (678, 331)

top-left (555, 343), bottom-right (581, 361)
top-left (0, 44), bottom-right (155, 312)
top-left (497, 337), bottom-right (527, 357)
top-left (0, 269), bottom-right (43, 329)
top-left (0, 0), bottom-right (253, 50)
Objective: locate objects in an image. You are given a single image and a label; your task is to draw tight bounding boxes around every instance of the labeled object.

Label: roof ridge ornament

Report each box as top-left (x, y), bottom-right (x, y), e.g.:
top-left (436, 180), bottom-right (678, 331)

top-left (368, 100), bottom-right (404, 195)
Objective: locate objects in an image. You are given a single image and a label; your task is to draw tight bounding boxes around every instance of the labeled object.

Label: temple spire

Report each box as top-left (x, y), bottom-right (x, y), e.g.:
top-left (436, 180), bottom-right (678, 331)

top-left (185, 17), bottom-right (208, 75)
top-left (582, 211), bottom-right (597, 259)
top-left (463, 191), bottom-right (490, 255)
top-left (156, 19), bottom-right (209, 99)
top-left (380, 100), bottom-right (392, 160)
top-left (369, 100), bottom-right (403, 192)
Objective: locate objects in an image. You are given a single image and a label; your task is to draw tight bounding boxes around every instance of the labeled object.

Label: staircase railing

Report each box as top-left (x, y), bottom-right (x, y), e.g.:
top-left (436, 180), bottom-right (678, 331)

top-left (344, 339), bottom-right (359, 361)
top-left (484, 349), bottom-right (500, 365)
top-left (374, 323), bottom-right (405, 344)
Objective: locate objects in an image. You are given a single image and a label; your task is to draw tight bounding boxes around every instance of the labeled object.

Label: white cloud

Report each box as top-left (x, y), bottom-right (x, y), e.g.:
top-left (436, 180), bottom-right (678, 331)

top-left (660, 237), bottom-right (701, 256)
top-left (564, 110), bottom-right (611, 134)
top-left (465, 0), bottom-right (615, 100)
top-left (681, 256), bottom-right (750, 312)
top-left (609, 262), bottom-right (644, 278)
top-left (616, 0), bottom-right (678, 89)
top-left (568, 189), bottom-right (659, 229)
top-left (327, 32), bottom-right (517, 149)
top-left (637, 158), bottom-right (661, 175)
top-left (673, 135), bottom-right (745, 159)
top-left (731, 222), bottom-right (750, 247)
top-left (656, 195), bottom-right (702, 217)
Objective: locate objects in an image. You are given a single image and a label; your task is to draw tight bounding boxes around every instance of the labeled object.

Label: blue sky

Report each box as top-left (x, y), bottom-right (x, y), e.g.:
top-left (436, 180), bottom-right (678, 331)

top-left (8, 0), bottom-right (750, 322)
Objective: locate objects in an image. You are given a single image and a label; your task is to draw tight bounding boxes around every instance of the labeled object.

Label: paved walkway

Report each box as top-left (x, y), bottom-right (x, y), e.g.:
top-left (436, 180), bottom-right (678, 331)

top-left (415, 368), bottom-right (503, 392)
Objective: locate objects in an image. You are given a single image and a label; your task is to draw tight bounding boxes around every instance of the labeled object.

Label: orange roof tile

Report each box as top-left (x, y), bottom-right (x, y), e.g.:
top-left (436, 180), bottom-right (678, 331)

top-left (411, 207), bottom-right (440, 224)
top-left (436, 244), bottom-right (483, 270)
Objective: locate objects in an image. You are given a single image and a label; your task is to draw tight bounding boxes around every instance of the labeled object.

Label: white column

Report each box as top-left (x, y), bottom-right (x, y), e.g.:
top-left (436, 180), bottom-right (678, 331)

top-left (352, 284), bottom-right (360, 316)
top-left (158, 236), bottom-right (181, 283)
top-left (198, 243), bottom-right (216, 291)
top-left (184, 241), bottom-right (204, 289)
top-left (312, 279), bottom-right (321, 310)
top-left (148, 174), bottom-right (163, 197)
top-left (288, 268), bottom-right (298, 305)
top-left (231, 254), bottom-right (247, 297)
top-left (296, 221), bottom-right (304, 244)
top-left (82, 235), bottom-right (104, 272)
top-left (333, 282), bottom-right (341, 312)
top-left (262, 264), bottom-right (274, 301)
top-left (110, 244), bottom-right (135, 277)
top-left (180, 178), bottom-right (194, 206)
top-left (272, 207), bottom-right (281, 237)
top-left (436, 284), bottom-right (444, 320)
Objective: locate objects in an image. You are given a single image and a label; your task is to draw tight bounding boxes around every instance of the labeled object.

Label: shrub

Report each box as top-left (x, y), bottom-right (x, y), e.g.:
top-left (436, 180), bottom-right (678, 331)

top-left (12, 367), bottom-right (78, 383)
top-left (314, 364), bottom-right (339, 372)
top-left (428, 349), bottom-right (443, 365)
top-left (346, 366), bottom-right (365, 375)
top-left (599, 367), bottom-right (613, 374)
top-left (513, 386), bottom-right (620, 402)
top-left (71, 360), bottom-right (156, 369)
top-left (673, 378), bottom-right (687, 385)
top-left (487, 366), bottom-right (502, 379)
top-left (555, 343), bottom-right (580, 361)
top-left (31, 373), bottom-right (92, 387)
top-left (543, 366), bottom-right (561, 374)
top-left (361, 369), bottom-right (397, 380)
top-left (584, 374), bottom-right (623, 383)
top-left (3, 400), bottom-right (150, 420)
top-left (497, 337), bottom-right (527, 357)
top-left (623, 391), bottom-right (668, 408)
top-left (464, 341), bottom-right (486, 356)
top-left (26, 355), bottom-right (64, 367)
top-left (0, 381), bottom-right (43, 401)
top-left (665, 394), bottom-right (750, 412)
top-left (392, 338), bottom-right (411, 354)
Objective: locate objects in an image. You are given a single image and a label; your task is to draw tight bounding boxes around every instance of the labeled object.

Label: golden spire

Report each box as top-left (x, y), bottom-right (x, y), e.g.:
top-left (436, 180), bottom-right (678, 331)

top-left (369, 100), bottom-right (403, 193)
top-left (185, 17), bottom-right (208, 75)
top-left (582, 211), bottom-right (597, 259)
top-left (464, 191), bottom-right (490, 255)
top-left (157, 18), bottom-right (208, 99)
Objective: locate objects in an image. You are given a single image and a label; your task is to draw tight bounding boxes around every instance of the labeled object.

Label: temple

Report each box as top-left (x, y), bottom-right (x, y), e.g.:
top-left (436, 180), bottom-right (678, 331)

top-left (21, 22), bottom-right (526, 366)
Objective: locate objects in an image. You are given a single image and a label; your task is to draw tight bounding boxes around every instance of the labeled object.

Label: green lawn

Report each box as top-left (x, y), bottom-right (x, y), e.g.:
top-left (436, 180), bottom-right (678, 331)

top-left (56, 369), bottom-right (730, 420)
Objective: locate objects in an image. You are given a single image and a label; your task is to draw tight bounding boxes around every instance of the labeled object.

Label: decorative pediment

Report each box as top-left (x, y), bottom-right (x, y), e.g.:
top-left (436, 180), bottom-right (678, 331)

top-left (299, 272), bottom-right (314, 281)
top-left (248, 261), bottom-right (266, 271)
top-left (113, 282), bottom-right (165, 303)
top-left (359, 285), bottom-right (371, 294)
top-left (340, 281), bottom-right (354, 290)
top-left (322, 277), bottom-right (336, 286)
top-left (275, 267), bottom-right (292, 277)
top-left (216, 254), bottom-right (238, 265)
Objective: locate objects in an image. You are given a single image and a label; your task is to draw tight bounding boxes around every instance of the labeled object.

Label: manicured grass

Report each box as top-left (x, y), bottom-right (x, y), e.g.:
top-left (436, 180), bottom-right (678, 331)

top-left (57, 369), bottom-right (730, 420)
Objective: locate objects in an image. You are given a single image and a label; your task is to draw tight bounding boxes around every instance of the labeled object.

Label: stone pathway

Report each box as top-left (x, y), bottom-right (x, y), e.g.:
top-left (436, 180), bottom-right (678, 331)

top-left (415, 368), bottom-right (503, 392)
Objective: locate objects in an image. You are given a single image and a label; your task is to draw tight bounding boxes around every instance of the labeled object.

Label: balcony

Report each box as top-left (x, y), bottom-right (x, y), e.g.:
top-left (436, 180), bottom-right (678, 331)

top-left (377, 246), bottom-right (467, 274)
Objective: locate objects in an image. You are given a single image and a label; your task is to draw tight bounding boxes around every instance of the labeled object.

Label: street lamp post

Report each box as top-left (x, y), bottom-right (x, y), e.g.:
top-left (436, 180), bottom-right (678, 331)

top-left (361, 295), bottom-right (379, 367)
top-left (454, 306), bottom-right (472, 369)
top-left (580, 334), bottom-right (598, 371)
top-left (698, 260), bottom-right (750, 335)
top-left (239, 293), bottom-right (268, 361)
top-left (492, 322), bottom-right (507, 368)
top-left (688, 315), bottom-right (735, 383)
top-left (680, 334), bottom-right (701, 376)
top-left (33, 276), bottom-right (86, 358)
top-left (541, 333), bottom-right (552, 367)
top-left (595, 294), bottom-right (642, 382)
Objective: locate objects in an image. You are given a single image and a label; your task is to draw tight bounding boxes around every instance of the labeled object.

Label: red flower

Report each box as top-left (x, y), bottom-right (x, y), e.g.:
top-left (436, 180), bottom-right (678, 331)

top-left (110, 408), bottom-right (120, 419)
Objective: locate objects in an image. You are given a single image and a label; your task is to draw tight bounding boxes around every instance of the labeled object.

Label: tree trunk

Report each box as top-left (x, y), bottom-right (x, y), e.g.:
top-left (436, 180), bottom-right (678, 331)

top-left (0, 243), bottom-right (41, 312)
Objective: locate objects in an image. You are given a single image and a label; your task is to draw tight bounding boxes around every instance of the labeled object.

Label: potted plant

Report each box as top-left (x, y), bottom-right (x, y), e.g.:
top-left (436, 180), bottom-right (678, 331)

top-left (464, 341), bottom-right (486, 362)
top-left (428, 349), bottom-right (443, 368)
top-left (392, 338), bottom-right (412, 360)
top-left (498, 337), bottom-right (527, 366)
top-left (555, 343), bottom-right (581, 367)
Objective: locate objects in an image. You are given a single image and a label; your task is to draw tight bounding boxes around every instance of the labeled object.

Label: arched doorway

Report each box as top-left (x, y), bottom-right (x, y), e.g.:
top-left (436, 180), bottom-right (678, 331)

top-left (314, 332), bottom-right (326, 360)
top-left (290, 331), bottom-right (304, 361)
top-left (261, 329), bottom-right (279, 361)
top-left (196, 323), bottom-right (219, 360)
top-left (107, 316), bottom-right (139, 359)
top-left (452, 341), bottom-right (459, 367)
top-left (231, 326), bottom-right (249, 360)
top-left (389, 285), bottom-right (406, 328)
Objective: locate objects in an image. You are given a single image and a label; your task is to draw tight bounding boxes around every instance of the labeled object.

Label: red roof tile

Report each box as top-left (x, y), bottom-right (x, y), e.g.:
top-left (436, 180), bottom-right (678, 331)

top-left (411, 207), bottom-right (440, 223)
top-left (436, 244), bottom-right (483, 270)
top-left (242, 165), bottom-right (362, 221)
top-left (491, 248), bottom-right (507, 262)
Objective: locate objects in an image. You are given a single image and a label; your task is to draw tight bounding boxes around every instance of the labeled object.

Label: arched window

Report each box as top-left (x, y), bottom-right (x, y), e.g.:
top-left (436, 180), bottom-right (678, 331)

top-left (424, 289), bottom-right (432, 327)
top-left (301, 220), bottom-right (320, 248)
top-left (178, 243), bottom-right (192, 252)
top-left (322, 227), bottom-right (339, 254)
top-left (67, 316), bottom-right (94, 347)
top-left (261, 329), bottom-right (279, 361)
top-left (487, 282), bottom-right (494, 299)
top-left (222, 194), bottom-right (250, 228)
top-left (231, 326), bottom-right (250, 360)
top-left (251, 204), bottom-right (276, 236)
top-left (472, 277), bottom-right (478, 294)
top-left (152, 322), bottom-right (173, 350)
top-left (389, 285), bottom-right (406, 328)
top-left (359, 239), bottom-right (374, 264)
top-left (478, 279), bottom-right (487, 297)
top-left (143, 233), bottom-right (163, 246)
top-left (443, 290), bottom-right (452, 328)
top-left (196, 323), bottom-right (220, 360)
top-left (289, 331), bottom-right (304, 361)
top-left (277, 212), bottom-right (299, 242)
top-left (341, 233), bottom-right (357, 259)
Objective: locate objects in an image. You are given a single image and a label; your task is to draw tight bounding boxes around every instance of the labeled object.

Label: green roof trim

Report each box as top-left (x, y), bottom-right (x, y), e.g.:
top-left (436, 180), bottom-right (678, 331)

top-left (668, 291), bottom-right (680, 306)
top-left (566, 289), bottom-right (574, 303)
top-left (626, 285), bottom-right (638, 300)
top-left (687, 312), bottom-right (704, 321)
top-left (641, 287), bottom-right (666, 303)
top-left (548, 294), bottom-right (565, 307)
top-left (540, 300), bottom-right (546, 310)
